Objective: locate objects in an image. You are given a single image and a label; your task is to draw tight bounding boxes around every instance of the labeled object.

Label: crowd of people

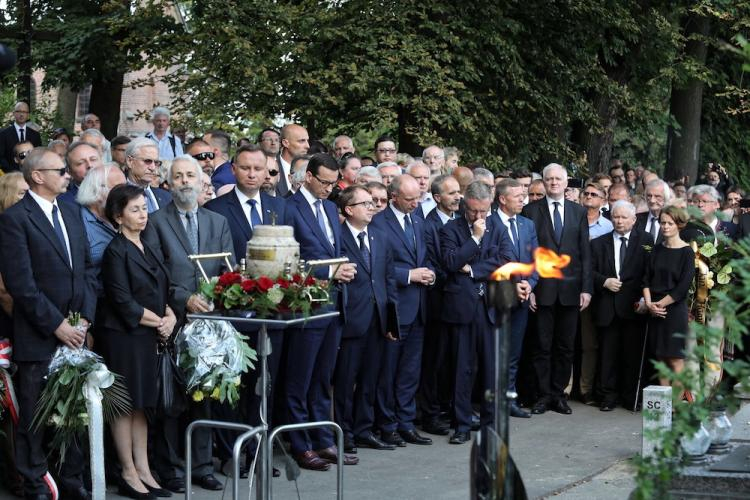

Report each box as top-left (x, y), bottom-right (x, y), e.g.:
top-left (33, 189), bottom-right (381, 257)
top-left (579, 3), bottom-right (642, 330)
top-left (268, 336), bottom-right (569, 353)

top-left (0, 100), bottom-right (746, 500)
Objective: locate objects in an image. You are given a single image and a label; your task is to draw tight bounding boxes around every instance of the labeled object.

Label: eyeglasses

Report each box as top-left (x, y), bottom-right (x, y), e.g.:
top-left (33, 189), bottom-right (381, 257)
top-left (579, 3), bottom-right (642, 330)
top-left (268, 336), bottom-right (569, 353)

top-left (376, 148), bottom-right (396, 154)
top-left (268, 169), bottom-right (279, 176)
top-left (192, 152), bottom-right (215, 161)
top-left (423, 155), bottom-right (444, 161)
top-left (37, 167), bottom-right (67, 176)
top-left (371, 197), bottom-right (388, 205)
top-left (583, 191), bottom-right (602, 198)
top-left (349, 201), bottom-right (375, 209)
top-left (15, 151), bottom-right (29, 159)
top-left (261, 137), bottom-right (280, 144)
top-left (130, 156), bottom-right (163, 167)
top-left (313, 174), bottom-right (337, 187)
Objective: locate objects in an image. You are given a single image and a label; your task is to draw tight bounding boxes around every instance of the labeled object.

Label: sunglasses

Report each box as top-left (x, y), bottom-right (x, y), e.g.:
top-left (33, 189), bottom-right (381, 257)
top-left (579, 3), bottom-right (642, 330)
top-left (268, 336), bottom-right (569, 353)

top-left (268, 169), bottom-right (279, 176)
top-left (192, 152), bottom-right (215, 161)
top-left (15, 151), bottom-right (29, 160)
top-left (130, 156), bottom-right (163, 167)
top-left (37, 167), bottom-right (67, 176)
top-left (371, 197), bottom-right (388, 205)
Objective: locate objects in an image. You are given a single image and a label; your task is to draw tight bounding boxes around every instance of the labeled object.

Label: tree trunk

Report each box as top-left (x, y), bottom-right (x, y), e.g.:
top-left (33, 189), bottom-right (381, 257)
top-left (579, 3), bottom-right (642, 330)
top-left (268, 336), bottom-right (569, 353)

top-left (88, 72), bottom-right (124, 139)
top-left (397, 105), bottom-right (421, 157)
top-left (665, 14), bottom-right (710, 184)
top-left (55, 86), bottom-right (77, 131)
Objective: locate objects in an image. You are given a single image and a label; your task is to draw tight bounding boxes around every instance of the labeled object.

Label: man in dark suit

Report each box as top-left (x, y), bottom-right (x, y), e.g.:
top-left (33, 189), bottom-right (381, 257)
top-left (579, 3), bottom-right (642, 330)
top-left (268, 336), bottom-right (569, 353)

top-left (495, 178), bottom-right (538, 418)
top-left (635, 179), bottom-right (672, 244)
top-left (203, 145), bottom-right (286, 475)
top-left (283, 153), bottom-right (358, 470)
top-left (591, 200), bottom-right (653, 411)
top-left (419, 174), bottom-right (461, 435)
top-left (143, 155), bottom-right (235, 492)
top-left (521, 163), bottom-right (592, 415)
top-left (333, 185), bottom-right (399, 453)
top-left (59, 142), bottom-right (102, 206)
top-left (125, 137), bottom-right (172, 212)
top-left (0, 101), bottom-right (42, 172)
top-left (275, 124), bottom-right (310, 197)
top-left (371, 174), bottom-right (435, 447)
top-left (441, 181), bottom-right (514, 443)
top-left (0, 148), bottom-right (97, 500)
top-left (682, 184), bottom-right (738, 243)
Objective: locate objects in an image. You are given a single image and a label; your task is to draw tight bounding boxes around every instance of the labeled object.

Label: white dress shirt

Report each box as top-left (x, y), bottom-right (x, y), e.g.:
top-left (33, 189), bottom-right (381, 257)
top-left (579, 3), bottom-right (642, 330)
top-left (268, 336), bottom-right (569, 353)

top-left (234, 187), bottom-right (263, 229)
top-left (29, 190), bottom-right (72, 267)
top-left (300, 186), bottom-right (334, 246)
top-left (613, 230), bottom-right (631, 278)
top-left (546, 196), bottom-right (565, 227)
top-left (345, 221), bottom-right (370, 251)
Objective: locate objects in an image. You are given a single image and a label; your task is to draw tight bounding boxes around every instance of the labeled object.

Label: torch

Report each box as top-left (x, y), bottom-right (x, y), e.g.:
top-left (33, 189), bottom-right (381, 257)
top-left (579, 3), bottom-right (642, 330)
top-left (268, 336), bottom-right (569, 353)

top-left (471, 248), bottom-right (571, 500)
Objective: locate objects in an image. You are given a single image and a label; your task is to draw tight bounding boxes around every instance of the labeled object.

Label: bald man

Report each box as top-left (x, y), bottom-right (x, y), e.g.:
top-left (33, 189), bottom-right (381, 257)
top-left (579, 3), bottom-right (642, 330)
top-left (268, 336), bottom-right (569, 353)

top-left (452, 166), bottom-right (474, 195)
top-left (276, 124), bottom-right (310, 196)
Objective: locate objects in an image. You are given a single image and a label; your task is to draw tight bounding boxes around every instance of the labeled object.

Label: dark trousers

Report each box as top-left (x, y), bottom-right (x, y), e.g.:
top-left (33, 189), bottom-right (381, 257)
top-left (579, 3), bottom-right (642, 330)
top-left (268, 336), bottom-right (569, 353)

top-left (418, 320), bottom-right (452, 422)
top-left (15, 361), bottom-right (84, 496)
top-left (533, 303), bottom-right (579, 400)
top-left (285, 319), bottom-right (341, 454)
top-left (333, 316), bottom-right (380, 439)
top-left (377, 320), bottom-right (424, 433)
top-left (450, 306), bottom-right (495, 433)
top-left (152, 400), bottom-right (213, 481)
top-left (509, 305), bottom-right (530, 393)
top-left (597, 317), bottom-right (647, 406)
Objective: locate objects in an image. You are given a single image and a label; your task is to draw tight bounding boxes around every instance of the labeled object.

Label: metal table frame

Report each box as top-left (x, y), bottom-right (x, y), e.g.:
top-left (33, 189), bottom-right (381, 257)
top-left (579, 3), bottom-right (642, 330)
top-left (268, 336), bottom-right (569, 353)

top-left (184, 311), bottom-right (343, 500)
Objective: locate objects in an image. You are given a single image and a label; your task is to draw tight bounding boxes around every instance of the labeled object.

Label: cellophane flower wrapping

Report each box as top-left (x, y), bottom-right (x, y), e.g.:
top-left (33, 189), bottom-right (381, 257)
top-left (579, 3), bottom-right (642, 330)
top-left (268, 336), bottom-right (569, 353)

top-left (176, 320), bottom-right (257, 406)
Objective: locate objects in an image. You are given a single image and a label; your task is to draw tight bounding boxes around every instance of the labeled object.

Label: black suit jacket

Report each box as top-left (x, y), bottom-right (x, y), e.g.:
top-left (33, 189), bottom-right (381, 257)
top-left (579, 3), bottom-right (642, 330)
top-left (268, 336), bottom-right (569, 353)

top-left (521, 197), bottom-right (592, 306)
top-left (142, 202), bottom-right (235, 319)
top-left (275, 154), bottom-right (290, 197)
top-left (423, 208), bottom-right (450, 321)
top-left (0, 124), bottom-right (42, 172)
top-left (0, 193), bottom-right (97, 361)
top-left (591, 229), bottom-right (653, 326)
top-left (635, 211), bottom-right (664, 244)
top-left (97, 233), bottom-right (171, 335)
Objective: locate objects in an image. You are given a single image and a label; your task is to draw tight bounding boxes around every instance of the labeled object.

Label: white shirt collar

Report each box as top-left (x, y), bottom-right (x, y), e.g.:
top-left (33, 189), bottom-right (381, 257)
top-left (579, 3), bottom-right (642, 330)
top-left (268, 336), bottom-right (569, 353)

top-left (614, 230), bottom-right (632, 241)
top-left (436, 208), bottom-right (452, 224)
top-left (345, 220), bottom-right (367, 241)
top-left (389, 202), bottom-right (408, 221)
top-left (234, 186), bottom-right (261, 207)
top-left (299, 185), bottom-right (321, 208)
top-left (28, 189), bottom-right (55, 214)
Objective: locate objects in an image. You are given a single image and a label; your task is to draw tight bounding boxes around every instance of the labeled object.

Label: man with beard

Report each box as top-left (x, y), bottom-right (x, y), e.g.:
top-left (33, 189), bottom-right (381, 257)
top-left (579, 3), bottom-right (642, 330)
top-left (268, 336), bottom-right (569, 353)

top-left (143, 155), bottom-right (234, 493)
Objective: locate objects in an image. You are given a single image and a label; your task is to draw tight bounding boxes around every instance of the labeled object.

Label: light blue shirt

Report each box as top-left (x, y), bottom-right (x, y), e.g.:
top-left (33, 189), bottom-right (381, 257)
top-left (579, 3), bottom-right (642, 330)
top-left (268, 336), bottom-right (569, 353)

top-left (589, 214), bottom-right (614, 241)
top-left (145, 129), bottom-right (183, 160)
top-left (80, 205), bottom-right (117, 296)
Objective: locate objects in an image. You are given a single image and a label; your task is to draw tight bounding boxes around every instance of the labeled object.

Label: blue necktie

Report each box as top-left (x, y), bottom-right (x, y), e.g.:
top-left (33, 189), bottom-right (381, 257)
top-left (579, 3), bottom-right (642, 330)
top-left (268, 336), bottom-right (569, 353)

top-left (509, 217), bottom-right (520, 256)
top-left (357, 231), bottom-right (371, 273)
top-left (553, 201), bottom-right (563, 244)
top-left (403, 214), bottom-right (416, 251)
top-left (145, 188), bottom-right (157, 213)
top-left (52, 205), bottom-right (70, 265)
top-left (247, 199), bottom-right (262, 228)
top-left (315, 200), bottom-right (327, 236)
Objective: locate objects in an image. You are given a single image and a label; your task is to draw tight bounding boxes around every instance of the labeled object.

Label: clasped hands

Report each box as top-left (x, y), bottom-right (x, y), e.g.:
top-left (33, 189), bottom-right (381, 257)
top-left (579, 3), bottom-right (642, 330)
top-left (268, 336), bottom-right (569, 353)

top-left (410, 267), bottom-right (436, 285)
top-left (157, 307), bottom-right (177, 340)
top-left (646, 299), bottom-right (668, 318)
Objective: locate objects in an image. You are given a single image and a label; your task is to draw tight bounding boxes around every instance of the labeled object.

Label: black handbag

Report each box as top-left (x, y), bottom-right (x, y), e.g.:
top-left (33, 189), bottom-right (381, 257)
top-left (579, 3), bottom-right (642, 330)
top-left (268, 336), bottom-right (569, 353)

top-left (155, 341), bottom-right (188, 418)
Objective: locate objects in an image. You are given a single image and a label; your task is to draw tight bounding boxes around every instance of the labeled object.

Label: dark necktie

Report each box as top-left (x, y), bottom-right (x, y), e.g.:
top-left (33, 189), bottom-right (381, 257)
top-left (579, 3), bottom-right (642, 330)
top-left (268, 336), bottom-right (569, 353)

top-left (509, 217), bottom-right (520, 256)
top-left (51, 205), bottom-right (70, 265)
top-left (403, 213), bottom-right (416, 250)
top-left (650, 216), bottom-right (657, 240)
top-left (145, 188), bottom-right (157, 213)
top-left (247, 199), bottom-right (262, 228)
top-left (185, 211), bottom-right (198, 254)
top-left (553, 201), bottom-right (563, 244)
top-left (315, 200), bottom-right (327, 236)
top-left (357, 231), bottom-right (371, 272)
top-left (19, 128), bottom-right (24, 143)
top-left (619, 236), bottom-right (627, 276)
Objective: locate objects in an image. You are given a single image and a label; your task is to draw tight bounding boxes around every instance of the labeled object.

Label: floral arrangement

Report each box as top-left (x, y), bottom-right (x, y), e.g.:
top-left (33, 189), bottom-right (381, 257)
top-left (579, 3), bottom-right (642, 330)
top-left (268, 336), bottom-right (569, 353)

top-left (176, 319), bottom-right (257, 406)
top-left (199, 272), bottom-right (330, 318)
top-left (694, 241), bottom-right (733, 291)
top-left (32, 342), bottom-right (131, 461)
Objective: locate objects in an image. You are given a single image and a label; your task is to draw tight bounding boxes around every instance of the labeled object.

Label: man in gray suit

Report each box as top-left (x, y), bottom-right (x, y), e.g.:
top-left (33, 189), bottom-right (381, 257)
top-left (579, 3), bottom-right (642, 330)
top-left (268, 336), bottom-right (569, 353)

top-left (143, 154), bottom-right (234, 493)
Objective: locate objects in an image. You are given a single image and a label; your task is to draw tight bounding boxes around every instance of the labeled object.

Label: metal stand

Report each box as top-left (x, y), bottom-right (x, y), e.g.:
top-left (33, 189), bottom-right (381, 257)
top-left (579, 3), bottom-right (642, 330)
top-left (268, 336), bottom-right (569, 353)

top-left (185, 311), bottom-right (340, 500)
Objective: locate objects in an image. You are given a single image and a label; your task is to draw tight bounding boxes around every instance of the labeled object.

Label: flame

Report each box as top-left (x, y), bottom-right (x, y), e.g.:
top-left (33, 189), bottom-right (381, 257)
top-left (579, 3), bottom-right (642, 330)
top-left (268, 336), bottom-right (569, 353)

top-left (489, 247), bottom-right (571, 281)
top-left (533, 247), bottom-right (571, 279)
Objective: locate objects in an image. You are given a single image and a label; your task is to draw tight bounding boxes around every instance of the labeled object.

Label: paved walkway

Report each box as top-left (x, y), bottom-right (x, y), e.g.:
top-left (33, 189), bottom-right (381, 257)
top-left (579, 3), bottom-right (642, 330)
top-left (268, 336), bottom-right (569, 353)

top-left (99, 401), bottom-right (641, 500)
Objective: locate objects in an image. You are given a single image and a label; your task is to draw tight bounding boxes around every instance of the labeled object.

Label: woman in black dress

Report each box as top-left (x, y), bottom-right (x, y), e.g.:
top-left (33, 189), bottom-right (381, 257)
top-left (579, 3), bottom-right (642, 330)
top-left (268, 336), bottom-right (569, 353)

top-left (643, 205), bottom-right (695, 386)
top-left (99, 184), bottom-right (176, 499)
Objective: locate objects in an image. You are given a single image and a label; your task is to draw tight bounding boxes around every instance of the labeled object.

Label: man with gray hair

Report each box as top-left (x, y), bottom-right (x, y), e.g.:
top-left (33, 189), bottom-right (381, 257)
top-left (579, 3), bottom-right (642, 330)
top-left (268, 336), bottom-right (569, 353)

top-left (80, 113), bottom-right (112, 162)
top-left (332, 135), bottom-right (355, 159)
top-left (441, 181), bottom-right (514, 442)
top-left (143, 154), bottom-right (234, 492)
top-left (145, 106), bottom-right (184, 160)
top-left (590, 199), bottom-right (653, 411)
top-left (635, 179), bottom-right (672, 243)
top-left (125, 137), bottom-right (172, 212)
top-left (356, 166), bottom-right (382, 184)
top-left (377, 161), bottom-right (401, 187)
top-left (406, 161), bottom-right (434, 218)
top-left (77, 163), bottom-right (126, 296)
top-left (285, 154), bottom-right (310, 197)
top-left (422, 145), bottom-right (445, 176)
top-left (684, 184), bottom-right (737, 241)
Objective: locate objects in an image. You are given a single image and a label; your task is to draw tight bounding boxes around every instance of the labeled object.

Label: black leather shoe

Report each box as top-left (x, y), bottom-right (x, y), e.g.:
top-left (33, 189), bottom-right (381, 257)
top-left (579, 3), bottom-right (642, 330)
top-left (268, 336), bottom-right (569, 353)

top-left (399, 429), bottom-right (432, 445)
top-left (344, 436), bottom-right (358, 454)
top-left (580, 392), bottom-right (597, 406)
top-left (118, 479), bottom-right (156, 500)
top-left (531, 398), bottom-right (549, 414)
top-left (449, 431), bottom-right (471, 444)
top-left (163, 478), bottom-right (185, 494)
top-left (143, 484), bottom-right (171, 498)
top-left (62, 486), bottom-right (92, 500)
top-left (510, 403), bottom-right (531, 418)
top-left (600, 401), bottom-right (617, 412)
top-left (470, 414), bottom-right (481, 431)
top-left (193, 474), bottom-right (223, 491)
top-left (422, 418), bottom-right (450, 436)
top-left (354, 433), bottom-right (396, 450)
top-left (380, 430), bottom-right (407, 447)
top-left (552, 399), bottom-right (573, 415)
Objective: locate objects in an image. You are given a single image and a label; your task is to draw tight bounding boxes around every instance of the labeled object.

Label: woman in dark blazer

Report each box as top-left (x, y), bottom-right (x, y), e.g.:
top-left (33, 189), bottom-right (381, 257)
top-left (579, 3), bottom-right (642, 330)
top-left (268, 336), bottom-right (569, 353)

top-left (98, 184), bottom-right (176, 499)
